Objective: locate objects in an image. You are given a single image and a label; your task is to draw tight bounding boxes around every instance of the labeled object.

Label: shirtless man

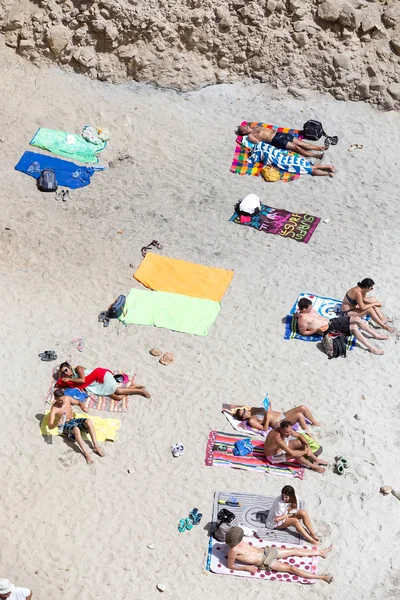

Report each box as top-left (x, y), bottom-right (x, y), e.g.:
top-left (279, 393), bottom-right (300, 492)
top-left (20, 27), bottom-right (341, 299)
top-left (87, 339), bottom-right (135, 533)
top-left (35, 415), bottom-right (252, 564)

top-left (226, 526), bottom-right (333, 583)
top-left (231, 402), bottom-right (321, 433)
top-left (264, 420), bottom-right (327, 473)
top-left (48, 389), bottom-right (104, 465)
top-left (297, 297), bottom-right (387, 355)
top-left (236, 124), bottom-right (327, 158)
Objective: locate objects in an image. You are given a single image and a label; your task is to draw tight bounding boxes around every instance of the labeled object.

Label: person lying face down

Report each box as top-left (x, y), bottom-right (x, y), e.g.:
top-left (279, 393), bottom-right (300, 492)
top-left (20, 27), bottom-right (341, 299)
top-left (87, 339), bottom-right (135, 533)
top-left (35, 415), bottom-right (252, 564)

top-left (57, 362), bottom-right (151, 400)
top-left (236, 124), bottom-right (327, 158)
top-left (341, 278), bottom-right (395, 333)
top-left (232, 402), bottom-right (321, 433)
top-left (263, 420), bottom-right (328, 473)
top-left (226, 526), bottom-right (333, 583)
top-left (296, 297), bottom-right (388, 355)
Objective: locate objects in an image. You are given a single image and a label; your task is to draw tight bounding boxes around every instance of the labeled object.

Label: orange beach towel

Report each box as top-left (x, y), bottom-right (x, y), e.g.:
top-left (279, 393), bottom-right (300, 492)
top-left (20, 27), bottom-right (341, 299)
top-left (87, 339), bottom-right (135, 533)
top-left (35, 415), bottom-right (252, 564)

top-left (134, 253), bottom-right (234, 302)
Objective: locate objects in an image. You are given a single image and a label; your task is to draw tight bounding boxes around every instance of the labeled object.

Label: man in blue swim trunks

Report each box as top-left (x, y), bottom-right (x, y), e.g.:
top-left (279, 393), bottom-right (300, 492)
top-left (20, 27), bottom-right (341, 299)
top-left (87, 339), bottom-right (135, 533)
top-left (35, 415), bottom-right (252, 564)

top-left (49, 389), bottom-right (105, 464)
top-left (235, 124), bottom-right (327, 158)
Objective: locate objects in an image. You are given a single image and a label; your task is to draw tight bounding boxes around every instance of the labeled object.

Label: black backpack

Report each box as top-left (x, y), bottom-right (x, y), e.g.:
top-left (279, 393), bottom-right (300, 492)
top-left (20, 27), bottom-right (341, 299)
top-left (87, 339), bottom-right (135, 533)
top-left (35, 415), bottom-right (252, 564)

top-left (37, 168), bottom-right (58, 192)
top-left (322, 332), bottom-right (347, 359)
top-left (107, 295), bottom-right (126, 319)
top-left (302, 120), bottom-right (338, 146)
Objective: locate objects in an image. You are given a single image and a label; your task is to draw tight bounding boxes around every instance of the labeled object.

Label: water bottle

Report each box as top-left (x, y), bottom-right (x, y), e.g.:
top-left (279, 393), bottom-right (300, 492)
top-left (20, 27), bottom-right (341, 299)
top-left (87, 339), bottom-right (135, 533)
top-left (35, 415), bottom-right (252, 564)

top-left (58, 412), bottom-right (66, 435)
top-left (263, 393), bottom-right (270, 411)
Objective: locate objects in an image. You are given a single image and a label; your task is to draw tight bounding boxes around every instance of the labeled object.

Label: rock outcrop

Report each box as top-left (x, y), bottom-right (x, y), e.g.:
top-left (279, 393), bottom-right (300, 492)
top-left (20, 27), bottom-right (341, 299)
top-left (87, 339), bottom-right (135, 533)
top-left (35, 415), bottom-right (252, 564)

top-left (1, 0), bottom-right (400, 110)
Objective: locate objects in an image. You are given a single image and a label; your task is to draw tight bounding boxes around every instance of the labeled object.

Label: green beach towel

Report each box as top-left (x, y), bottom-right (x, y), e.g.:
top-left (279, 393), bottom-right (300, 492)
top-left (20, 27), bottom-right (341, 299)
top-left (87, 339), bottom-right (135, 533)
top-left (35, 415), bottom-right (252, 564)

top-left (119, 289), bottom-right (220, 336)
top-left (30, 128), bottom-right (106, 164)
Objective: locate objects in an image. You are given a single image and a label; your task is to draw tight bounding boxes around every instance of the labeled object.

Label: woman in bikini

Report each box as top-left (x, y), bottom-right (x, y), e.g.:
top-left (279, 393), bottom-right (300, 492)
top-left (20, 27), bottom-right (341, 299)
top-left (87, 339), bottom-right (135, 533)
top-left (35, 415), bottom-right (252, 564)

top-left (230, 402), bottom-right (321, 432)
top-left (341, 278), bottom-right (395, 333)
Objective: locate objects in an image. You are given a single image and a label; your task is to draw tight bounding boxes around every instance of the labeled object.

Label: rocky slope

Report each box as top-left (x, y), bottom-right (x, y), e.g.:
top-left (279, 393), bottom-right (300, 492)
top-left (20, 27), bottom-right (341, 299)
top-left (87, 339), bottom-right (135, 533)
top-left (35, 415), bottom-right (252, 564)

top-left (1, 0), bottom-right (400, 110)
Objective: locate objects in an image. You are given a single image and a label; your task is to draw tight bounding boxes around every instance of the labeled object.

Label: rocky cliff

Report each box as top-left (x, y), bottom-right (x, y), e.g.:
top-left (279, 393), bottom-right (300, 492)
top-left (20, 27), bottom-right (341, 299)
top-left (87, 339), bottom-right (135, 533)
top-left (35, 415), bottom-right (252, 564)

top-left (1, 0), bottom-right (400, 110)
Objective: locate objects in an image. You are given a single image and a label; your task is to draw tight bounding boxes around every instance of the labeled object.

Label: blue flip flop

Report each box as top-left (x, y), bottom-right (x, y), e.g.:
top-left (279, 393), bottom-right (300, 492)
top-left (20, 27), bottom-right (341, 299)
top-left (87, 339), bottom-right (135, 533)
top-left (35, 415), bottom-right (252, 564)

top-left (185, 518), bottom-right (193, 531)
top-left (189, 508), bottom-right (203, 525)
top-left (178, 519), bottom-right (186, 532)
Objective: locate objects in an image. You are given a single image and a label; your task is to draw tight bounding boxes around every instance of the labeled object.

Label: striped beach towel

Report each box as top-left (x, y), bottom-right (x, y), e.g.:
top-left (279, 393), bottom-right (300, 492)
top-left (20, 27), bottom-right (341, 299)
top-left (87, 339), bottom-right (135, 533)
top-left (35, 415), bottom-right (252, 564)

top-left (45, 368), bottom-right (132, 413)
top-left (230, 121), bottom-right (301, 182)
top-left (284, 292), bottom-right (359, 351)
top-left (248, 142), bottom-right (312, 175)
top-left (205, 431), bottom-right (304, 479)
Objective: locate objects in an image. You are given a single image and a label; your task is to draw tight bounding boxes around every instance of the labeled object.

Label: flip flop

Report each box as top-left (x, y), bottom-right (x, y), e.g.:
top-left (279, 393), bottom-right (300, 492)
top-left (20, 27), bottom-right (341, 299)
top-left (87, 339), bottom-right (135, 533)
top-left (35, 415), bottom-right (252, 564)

top-left (336, 456), bottom-right (350, 469)
top-left (189, 508), bottom-right (203, 525)
top-left (185, 518), bottom-right (193, 531)
top-left (41, 351), bottom-right (58, 362)
top-left (348, 144), bottom-right (363, 152)
top-left (213, 444), bottom-right (227, 452)
top-left (324, 136), bottom-right (338, 147)
top-left (334, 462), bottom-right (345, 476)
top-left (178, 519), bottom-right (186, 532)
top-left (141, 240), bottom-right (163, 257)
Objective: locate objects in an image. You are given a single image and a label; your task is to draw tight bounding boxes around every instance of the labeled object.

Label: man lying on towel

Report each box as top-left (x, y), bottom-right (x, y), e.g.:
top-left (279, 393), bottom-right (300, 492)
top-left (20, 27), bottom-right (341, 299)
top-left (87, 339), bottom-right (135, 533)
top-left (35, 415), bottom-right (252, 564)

top-left (296, 297), bottom-right (387, 355)
top-left (226, 526), bottom-right (333, 583)
top-left (49, 389), bottom-right (104, 465)
top-left (236, 124), bottom-right (326, 158)
top-left (264, 420), bottom-right (327, 473)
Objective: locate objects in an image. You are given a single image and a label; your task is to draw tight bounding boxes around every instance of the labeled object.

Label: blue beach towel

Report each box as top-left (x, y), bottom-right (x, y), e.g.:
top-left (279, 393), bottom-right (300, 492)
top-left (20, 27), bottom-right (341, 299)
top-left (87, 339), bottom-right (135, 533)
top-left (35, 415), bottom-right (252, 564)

top-left (248, 142), bottom-right (312, 175)
top-left (284, 292), bottom-right (358, 350)
top-left (15, 151), bottom-right (105, 189)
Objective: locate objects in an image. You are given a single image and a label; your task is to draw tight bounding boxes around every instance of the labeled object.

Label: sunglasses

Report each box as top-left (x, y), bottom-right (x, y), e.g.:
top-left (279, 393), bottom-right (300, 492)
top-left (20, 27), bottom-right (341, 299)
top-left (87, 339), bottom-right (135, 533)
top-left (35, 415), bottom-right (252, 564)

top-left (241, 409), bottom-right (246, 418)
top-left (61, 368), bottom-right (70, 375)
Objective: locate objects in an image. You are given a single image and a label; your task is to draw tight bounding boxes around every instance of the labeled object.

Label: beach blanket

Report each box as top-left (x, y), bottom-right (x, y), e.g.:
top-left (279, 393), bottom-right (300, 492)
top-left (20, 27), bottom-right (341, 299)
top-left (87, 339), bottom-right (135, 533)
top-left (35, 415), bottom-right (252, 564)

top-left (30, 128), bottom-right (106, 164)
top-left (45, 369), bottom-right (132, 413)
top-left (221, 404), bottom-right (307, 438)
top-left (230, 121), bottom-right (301, 182)
top-left (205, 431), bottom-right (304, 479)
top-left (230, 203), bottom-right (320, 244)
top-left (120, 288), bottom-right (220, 336)
top-left (207, 491), bottom-right (317, 584)
top-left (249, 142), bottom-right (313, 175)
top-left (15, 151), bottom-right (105, 189)
top-left (134, 253), bottom-right (233, 301)
top-left (40, 411), bottom-right (121, 442)
top-left (284, 292), bottom-right (357, 350)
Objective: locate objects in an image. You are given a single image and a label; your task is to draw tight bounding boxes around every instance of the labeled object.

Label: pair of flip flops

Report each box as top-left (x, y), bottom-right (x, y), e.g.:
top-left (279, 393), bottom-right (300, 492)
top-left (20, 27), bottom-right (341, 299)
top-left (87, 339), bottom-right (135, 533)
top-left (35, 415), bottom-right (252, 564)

top-left (178, 508), bottom-right (203, 532)
top-left (141, 239), bottom-right (163, 258)
top-left (98, 312), bottom-right (110, 328)
top-left (55, 189), bottom-right (70, 202)
top-left (324, 136), bottom-right (339, 147)
top-left (334, 456), bottom-right (350, 475)
top-left (39, 350), bottom-right (58, 362)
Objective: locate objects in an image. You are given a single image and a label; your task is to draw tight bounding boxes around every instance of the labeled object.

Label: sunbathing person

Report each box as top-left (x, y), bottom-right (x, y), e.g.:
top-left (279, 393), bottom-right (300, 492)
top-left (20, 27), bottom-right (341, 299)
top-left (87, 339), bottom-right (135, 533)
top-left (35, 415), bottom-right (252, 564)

top-left (265, 485), bottom-right (320, 545)
top-left (230, 402), bottom-right (321, 433)
top-left (297, 297), bottom-right (387, 355)
top-left (57, 362), bottom-right (150, 399)
top-left (48, 389), bottom-right (104, 464)
top-left (226, 526), bottom-right (333, 583)
top-left (236, 124), bottom-right (327, 158)
top-left (264, 420), bottom-right (328, 473)
top-left (342, 278), bottom-right (395, 333)
top-left (247, 141), bottom-right (335, 177)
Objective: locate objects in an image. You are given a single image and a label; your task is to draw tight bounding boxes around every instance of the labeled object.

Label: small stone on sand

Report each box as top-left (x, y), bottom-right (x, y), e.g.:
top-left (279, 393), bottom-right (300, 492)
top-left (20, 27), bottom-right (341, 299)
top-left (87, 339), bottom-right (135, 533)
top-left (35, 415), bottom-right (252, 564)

top-left (150, 348), bottom-right (162, 356)
top-left (156, 583), bottom-right (166, 592)
top-left (380, 485), bottom-right (392, 495)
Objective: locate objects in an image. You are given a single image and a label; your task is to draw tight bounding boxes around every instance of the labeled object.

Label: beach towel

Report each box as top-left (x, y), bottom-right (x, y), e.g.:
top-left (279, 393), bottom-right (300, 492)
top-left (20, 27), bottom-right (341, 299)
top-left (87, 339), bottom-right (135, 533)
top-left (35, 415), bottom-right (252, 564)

top-left (120, 288), bottom-right (220, 336)
top-left (15, 151), bottom-right (105, 189)
top-left (45, 369), bottom-right (132, 413)
top-left (205, 431), bottom-right (304, 479)
top-left (230, 203), bottom-right (320, 244)
top-left (230, 121), bottom-right (301, 182)
top-left (221, 404), bottom-right (307, 438)
top-left (249, 142), bottom-right (313, 175)
top-left (133, 253), bottom-right (233, 302)
top-left (30, 128), bottom-right (106, 164)
top-left (206, 492), bottom-right (317, 584)
top-left (284, 293), bottom-right (358, 350)
top-left (40, 411), bottom-right (121, 442)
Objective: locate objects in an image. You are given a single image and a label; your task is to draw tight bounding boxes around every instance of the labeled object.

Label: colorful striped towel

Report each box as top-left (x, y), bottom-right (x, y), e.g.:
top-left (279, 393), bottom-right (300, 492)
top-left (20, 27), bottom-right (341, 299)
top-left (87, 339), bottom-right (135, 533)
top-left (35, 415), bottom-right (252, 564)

top-left (230, 121), bottom-right (301, 182)
top-left (205, 431), bottom-right (304, 479)
top-left (284, 292), bottom-right (358, 350)
top-left (45, 368), bottom-right (132, 412)
top-left (40, 411), bottom-right (121, 442)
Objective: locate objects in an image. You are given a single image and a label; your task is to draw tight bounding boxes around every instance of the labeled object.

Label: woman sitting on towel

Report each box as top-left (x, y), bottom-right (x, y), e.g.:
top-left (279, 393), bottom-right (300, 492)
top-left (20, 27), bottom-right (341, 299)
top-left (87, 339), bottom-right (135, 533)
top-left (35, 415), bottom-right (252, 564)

top-left (265, 485), bottom-right (320, 545)
top-left (341, 278), bottom-right (395, 333)
top-left (230, 402), bottom-right (320, 433)
top-left (56, 362), bottom-right (151, 399)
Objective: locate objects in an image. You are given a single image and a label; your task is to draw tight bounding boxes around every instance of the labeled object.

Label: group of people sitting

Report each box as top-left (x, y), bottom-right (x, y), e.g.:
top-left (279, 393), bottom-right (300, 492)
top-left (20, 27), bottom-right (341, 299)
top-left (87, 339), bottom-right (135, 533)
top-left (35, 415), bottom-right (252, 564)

top-left (222, 485), bottom-right (333, 584)
top-left (296, 278), bottom-right (395, 355)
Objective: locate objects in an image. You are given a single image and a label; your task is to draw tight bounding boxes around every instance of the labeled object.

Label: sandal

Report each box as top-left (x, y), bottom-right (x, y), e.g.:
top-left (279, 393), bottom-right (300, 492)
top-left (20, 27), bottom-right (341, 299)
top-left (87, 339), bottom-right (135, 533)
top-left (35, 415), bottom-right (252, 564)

top-left (348, 144), bottom-right (363, 152)
top-left (141, 239), bottom-right (163, 258)
top-left (334, 462), bottom-right (345, 475)
top-left (325, 136), bottom-right (338, 147)
top-left (336, 456), bottom-right (350, 469)
top-left (171, 443), bottom-right (185, 458)
top-left (189, 508), bottom-right (203, 525)
top-left (185, 518), bottom-right (193, 531)
top-left (98, 311), bottom-right (110, 328)
top-left (39, 350), bottom-right (58, 361)
top-left (178, 519), bottom-right (186, 532)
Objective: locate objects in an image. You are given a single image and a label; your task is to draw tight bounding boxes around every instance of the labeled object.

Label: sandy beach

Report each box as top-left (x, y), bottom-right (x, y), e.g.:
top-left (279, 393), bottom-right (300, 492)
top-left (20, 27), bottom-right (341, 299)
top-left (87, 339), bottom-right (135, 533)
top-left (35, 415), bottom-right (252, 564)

top-left (0, 37), bottom-right (400, 599)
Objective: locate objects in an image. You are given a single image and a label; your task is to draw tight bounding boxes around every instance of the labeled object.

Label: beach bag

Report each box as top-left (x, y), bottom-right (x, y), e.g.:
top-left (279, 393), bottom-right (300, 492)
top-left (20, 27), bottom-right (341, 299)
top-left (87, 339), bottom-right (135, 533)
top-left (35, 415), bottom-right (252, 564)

top-left (107, 295), bottom-right (126, 319)
top-left (213, 509), bottom-right (236, 542)
top-left (233, 438), bottom-right (253, 456)
top-left (302, 120), bottom-right (325, 141)
top-left (37, 168), bottom-right (58, 192)
top-left (217, 508), bottom-right (236, 524)
top-left (260, 165), bottom-right (282, 182)
top-left (323, 332), bottom-right (347, 359)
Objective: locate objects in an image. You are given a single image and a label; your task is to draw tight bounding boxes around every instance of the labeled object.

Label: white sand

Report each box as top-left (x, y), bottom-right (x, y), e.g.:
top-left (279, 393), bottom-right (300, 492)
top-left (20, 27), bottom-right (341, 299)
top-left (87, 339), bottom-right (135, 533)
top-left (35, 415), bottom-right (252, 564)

top-left (0, 39), bottom-right (400, 599)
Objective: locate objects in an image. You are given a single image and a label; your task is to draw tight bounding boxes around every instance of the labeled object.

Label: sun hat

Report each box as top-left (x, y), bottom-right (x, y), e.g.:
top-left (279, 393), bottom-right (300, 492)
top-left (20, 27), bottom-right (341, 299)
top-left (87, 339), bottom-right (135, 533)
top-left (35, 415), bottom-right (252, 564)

top-left (0, 579), bottom-right (14, 594)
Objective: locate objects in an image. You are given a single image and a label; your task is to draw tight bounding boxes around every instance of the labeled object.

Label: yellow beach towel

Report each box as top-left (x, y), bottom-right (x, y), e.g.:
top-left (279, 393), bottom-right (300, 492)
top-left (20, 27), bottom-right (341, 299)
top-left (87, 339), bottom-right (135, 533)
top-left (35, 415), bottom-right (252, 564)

top-left (134, 253), bottom-right (234, 302)
top-left (40, 411), bottom-right (121, 442)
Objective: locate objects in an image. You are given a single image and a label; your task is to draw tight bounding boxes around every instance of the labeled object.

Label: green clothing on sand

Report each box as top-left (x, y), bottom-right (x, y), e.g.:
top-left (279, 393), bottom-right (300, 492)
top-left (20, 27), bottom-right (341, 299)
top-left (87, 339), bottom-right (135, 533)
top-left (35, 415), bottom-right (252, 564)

top-left (30, 128), bottom-right (106, 164)
top-left (119, 288), bottom-right (220, 336)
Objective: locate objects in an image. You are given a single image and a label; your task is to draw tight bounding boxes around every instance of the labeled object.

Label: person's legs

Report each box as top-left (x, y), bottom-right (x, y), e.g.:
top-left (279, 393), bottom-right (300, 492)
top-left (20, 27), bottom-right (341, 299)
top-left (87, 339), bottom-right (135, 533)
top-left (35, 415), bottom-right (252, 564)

top-left (276, 545), bottom-right (332, 560)
top-left (115, 385), bottom-right (151, 399)
top-left (284, 405), bottom-right (321, 428)
top-left (350, 317), bottom-right (387, 340)
top-left (84, 420), bottom-right (104, 457)
top-left (296, 139), bottom-right (327, 152)
top-left (297, 455), bottom-right (326, 473)
top-left (349, 325), bottom-right (384, 354)
top-left (348, 307), bottom-right (394, 332)
top-left (294, 510), bottom-right (319, 541)
top-left (287, 141), bottom-right (324, 159)
top-left (277, 516), bottom-right (318, 544)
top-left (268, 559), bottom-right (333, 583)
top-left (72, 427), bottom-right (93, 464)
top-left (311, 165), bottom-right (335, 177)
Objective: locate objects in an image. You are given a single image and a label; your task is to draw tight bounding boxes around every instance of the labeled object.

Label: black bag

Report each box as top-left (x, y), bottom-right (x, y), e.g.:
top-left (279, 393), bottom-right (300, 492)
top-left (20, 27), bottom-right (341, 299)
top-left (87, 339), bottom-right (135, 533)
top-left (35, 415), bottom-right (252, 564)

top-left (106, 295), bottom-right (126, 319)
top-left (323, 332), bottom-right (347, 359)
top-left (302, 120), bottom-right (326, 141)
top-left (217, 508), bottom-right (236, 524)
top-left (37, 168), bottom-right (58, 192)
top-left (213, 508), bottom-right (236, 542)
